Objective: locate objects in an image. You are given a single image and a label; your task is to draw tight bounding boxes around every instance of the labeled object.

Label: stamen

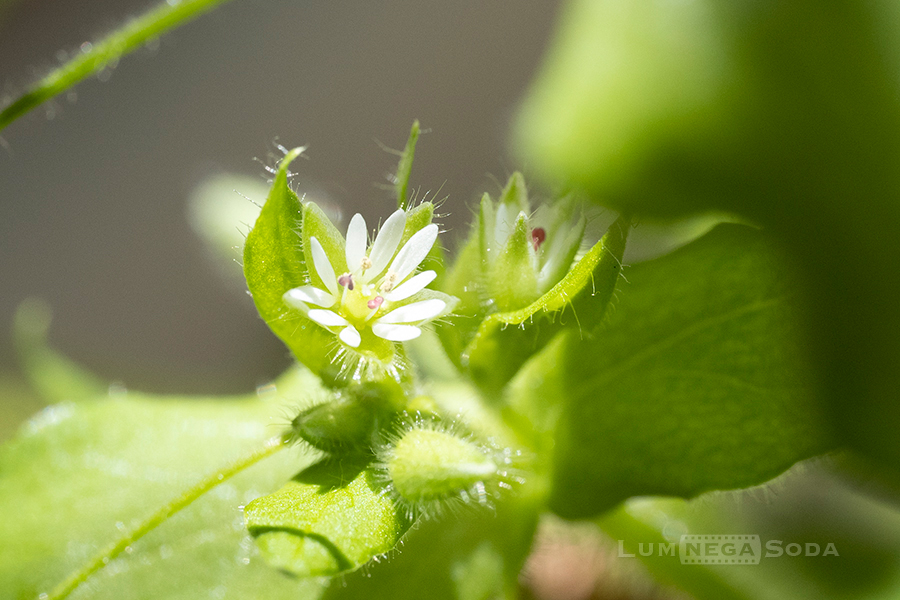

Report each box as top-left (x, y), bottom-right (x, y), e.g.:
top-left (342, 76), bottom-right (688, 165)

top-left (367, 296), bottom-right (384, 310)
top-left (360, 256), bottom-right (373, 271)
top-left (338, 273), bottom-right (354, 290)
top-left (380, 271), bottom-right (398, 292)
top-left (531, 227), bottom-right (546, 250)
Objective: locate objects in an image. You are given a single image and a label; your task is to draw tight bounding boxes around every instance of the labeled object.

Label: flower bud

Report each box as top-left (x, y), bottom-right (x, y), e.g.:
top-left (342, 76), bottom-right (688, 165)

top-left (384, 425), bottom-right (498, 509)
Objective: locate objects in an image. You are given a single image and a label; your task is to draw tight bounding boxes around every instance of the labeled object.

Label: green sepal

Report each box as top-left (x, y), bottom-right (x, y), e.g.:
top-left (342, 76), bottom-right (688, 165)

top-left (497, 172), bottom-right (530, 214)
top-left (465, 215), bottom-right (629, 397)
top-left (290, 379), bottom-right (408, 452)
top-left (397, 200), bottom-right (434, 250)
top-left (245, 457), bottom-right (412, 578)
top-left (435, 229), bottom-right (485, 370)
top-left (478, 193), bottom-right (496, 265)
top-left (487, 212), bottom-right (539, 312)
top-left (301, 201), bottom-right (349, 287)
top-left (290, 398), bottom-right (380, 453)
top-left (395, 120), bottom-right (420, 210)
top-left (243, 148), bottom-right (335, 376)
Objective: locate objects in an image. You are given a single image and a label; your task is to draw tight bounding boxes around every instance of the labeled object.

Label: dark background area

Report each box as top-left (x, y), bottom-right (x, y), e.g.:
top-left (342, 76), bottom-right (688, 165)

top-left (0, 0), bottom-right (562, 395)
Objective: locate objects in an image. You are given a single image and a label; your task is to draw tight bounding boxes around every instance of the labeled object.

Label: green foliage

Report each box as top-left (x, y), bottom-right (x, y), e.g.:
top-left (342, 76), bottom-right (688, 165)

top-left (245, 457), bottom-right (413, 577)
top-left (508, 224), bottom-right (834, 516)
top-left (1, 109), bottom-right (876, 600)
top-left (0, 366), bottom-right (326, 600)
top-left (515, 0), bottom-right (900, 473)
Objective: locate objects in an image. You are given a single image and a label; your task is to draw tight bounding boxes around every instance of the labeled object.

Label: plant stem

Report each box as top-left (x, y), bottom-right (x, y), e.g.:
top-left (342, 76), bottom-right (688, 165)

top-left (45, 435), bottom-right (286, 600)
top-left (0, 0), bottom-right (235, 133)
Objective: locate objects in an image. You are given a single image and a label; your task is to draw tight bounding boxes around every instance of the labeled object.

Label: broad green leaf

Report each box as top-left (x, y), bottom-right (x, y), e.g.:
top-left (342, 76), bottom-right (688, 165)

top-left (0, 0), bottom-right (235, 132)
top-left (395, 120), bottom-right (420, 210)
top-left (515, 0), bottom-right (900, 473)
top-left (0, 370), bottom-right (325, 600)
top-left (323, 494), bottom-right (541, 600)
top-left (464, 215), bottom-right (628, 397)
top-left (509, 224), bottom-right (834, 517)
top-left (243, 148), bottom-right (335, 376)
top-left (244, 458), bottom-right (412, 577)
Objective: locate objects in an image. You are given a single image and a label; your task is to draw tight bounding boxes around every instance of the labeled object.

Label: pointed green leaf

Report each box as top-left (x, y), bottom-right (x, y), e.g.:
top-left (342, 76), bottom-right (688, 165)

top-left (509, 224), bottom-right (834, 517)
top-left (0, 373), bottom-right (325, 600)
top-left (465, 216), bottom-right (629, 396)
top-left (243, 149), bottom-right (335, 376)
top-left (487, 213), bottom-right (539, 312)
top-left (395, 120), bottom-right (420, 210)
top-left (245, 458), bottom-right (412, 577)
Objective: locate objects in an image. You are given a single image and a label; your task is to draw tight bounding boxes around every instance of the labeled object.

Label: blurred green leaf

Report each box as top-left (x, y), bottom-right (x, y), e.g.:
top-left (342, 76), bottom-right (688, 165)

top-left (509, 224), bottom-right (834, 516)
top-left (244, 457), bottom-right (412, 577)
top-left (0, 376), bottom-right (324, 600)
top-left (13, 299), bottom-right (107, 404)
top-left (243, 148), bottom-right (335, 376)
top-left (515, 0), bottom-right (900, 473)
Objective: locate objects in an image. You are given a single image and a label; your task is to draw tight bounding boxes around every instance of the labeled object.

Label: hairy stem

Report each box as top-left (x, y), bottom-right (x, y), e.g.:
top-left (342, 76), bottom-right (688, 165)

top-left (45, 435), bottom-right (286, 600)
top-left (0, 0), bottom-right (235, 132)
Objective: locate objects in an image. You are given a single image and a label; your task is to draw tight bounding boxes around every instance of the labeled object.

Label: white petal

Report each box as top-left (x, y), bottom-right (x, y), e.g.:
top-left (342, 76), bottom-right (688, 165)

top-left (339, 325), bottom-right (361, 347)
top-left (387, 223), bottom-right (438, 283)
top-left (494, 203), bottom-right (516, 246)
top-left (307, 309), bottom-right (348, 327)
top-left (383, 270), bottom-right (437, 302)
top-left (378, 298), bottom-right (446, 324)
top-left (367, 209), bottom-right (407, 279)
top-left (345, 213), bottom-right (367, 271)
top-left (372, 323), bottom-right (422, 342)
top-left (309, 237), bottom-right (338, 296)
top-left (284, 285), bottom-right (336, 308)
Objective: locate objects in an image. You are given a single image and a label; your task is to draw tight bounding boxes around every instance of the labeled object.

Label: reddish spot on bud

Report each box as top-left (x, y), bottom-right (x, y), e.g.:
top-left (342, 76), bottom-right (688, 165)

top-left (531, 227), bottom-right (546, 250)
top-left (367, 296), bottom-right (384, 310)
top-left (338, 273), bottom-right (354, 290)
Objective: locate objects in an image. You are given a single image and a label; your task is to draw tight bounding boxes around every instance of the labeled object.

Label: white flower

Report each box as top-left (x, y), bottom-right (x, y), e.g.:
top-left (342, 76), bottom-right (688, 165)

top-left (283, 208), bottom-right (449, 348)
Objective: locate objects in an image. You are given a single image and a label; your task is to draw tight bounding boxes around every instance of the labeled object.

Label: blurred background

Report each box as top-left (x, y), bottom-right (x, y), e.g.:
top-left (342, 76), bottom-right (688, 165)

top-left (0, 0), bottom-right (563, 400)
